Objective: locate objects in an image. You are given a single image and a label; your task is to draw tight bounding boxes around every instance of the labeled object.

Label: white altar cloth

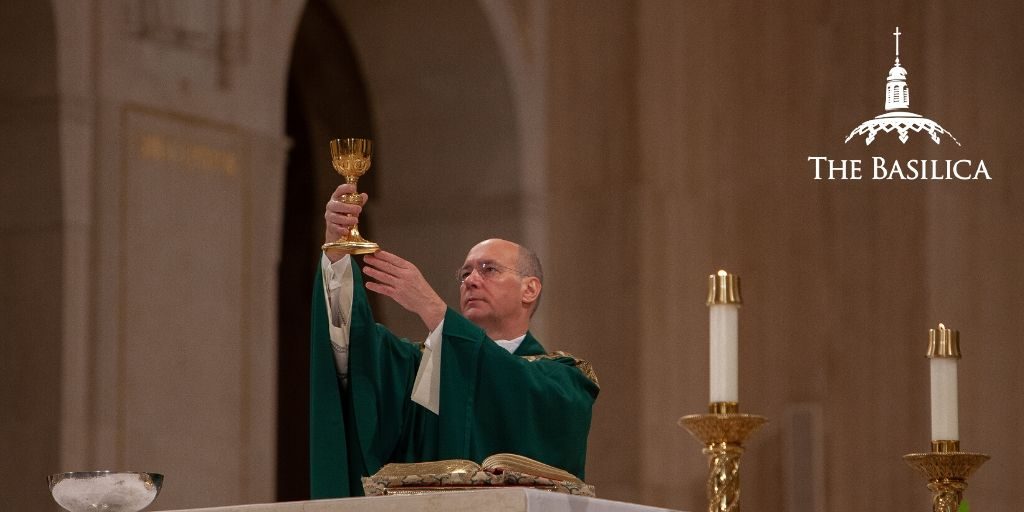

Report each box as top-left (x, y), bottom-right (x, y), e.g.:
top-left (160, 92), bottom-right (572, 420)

top-left (155, 488), bottom-right (685, 512)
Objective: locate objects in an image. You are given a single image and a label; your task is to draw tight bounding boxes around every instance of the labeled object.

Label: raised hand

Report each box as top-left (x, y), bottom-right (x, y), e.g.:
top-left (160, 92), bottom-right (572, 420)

top-left (362, 250), bottom-right (447, 331)
top-left (323, 184), bottom-right (367, 262)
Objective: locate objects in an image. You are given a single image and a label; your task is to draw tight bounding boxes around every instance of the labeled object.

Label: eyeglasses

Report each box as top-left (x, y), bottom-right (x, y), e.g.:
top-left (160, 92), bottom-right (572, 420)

top-left (455, 261), bottom-right (524, 285)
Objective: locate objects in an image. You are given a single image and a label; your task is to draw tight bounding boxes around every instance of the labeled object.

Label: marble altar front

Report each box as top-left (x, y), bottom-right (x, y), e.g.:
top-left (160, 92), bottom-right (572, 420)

top-left (155, 488), bottom-right (685, 512)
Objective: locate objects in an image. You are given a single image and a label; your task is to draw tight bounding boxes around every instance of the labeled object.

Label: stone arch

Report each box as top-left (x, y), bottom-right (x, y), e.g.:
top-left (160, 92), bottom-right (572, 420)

top-left (327, 0), bottom-right (525, 336)
top-left (276, 0), bottom-right (375, 499)
top-left (276, 0), bottom-right (527, 499)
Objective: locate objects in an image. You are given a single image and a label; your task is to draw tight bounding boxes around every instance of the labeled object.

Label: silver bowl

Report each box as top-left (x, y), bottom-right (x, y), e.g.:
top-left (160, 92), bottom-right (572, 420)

top-left (48, 471), bottom-right (163, 512)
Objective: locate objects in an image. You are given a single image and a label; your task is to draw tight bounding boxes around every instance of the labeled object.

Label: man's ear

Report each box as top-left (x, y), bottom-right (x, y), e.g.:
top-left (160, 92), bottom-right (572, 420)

top-left (521, 277), bottom-right (541, 305)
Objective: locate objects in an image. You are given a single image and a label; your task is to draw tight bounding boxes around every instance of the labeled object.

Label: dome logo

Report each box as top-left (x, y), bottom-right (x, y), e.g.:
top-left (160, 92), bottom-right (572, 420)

top-left (807, 27), bottom-right (990, 181)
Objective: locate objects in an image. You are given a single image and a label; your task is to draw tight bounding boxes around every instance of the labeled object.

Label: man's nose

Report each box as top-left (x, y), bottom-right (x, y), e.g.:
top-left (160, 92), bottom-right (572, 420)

top-left (462, 268), bottom-right (484, 286)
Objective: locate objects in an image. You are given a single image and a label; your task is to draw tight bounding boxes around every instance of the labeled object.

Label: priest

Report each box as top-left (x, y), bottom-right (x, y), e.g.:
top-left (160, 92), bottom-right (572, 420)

top-left (309, 184), bottom-right (600, 498)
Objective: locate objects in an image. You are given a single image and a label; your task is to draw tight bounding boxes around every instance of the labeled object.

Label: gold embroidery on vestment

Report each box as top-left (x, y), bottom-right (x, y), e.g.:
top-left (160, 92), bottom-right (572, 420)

top-left (521, 351), bottom-right (600, 388)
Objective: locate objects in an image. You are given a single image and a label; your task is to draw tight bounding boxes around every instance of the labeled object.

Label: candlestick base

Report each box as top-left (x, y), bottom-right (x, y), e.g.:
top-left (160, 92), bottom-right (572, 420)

top-left (903, 447), bottom-right (988, 512)
top-left (679, 411), bottom-right (767, 512)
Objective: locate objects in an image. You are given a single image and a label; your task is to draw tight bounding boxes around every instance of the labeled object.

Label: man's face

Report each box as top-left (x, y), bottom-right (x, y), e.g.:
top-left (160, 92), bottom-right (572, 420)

top-left (458, 239), bottom-right (525, 332)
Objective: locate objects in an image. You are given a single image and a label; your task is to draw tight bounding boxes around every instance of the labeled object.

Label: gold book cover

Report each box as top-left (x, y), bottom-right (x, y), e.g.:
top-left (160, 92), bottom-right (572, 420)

top-left (362, 453), bottom-right (595, 497)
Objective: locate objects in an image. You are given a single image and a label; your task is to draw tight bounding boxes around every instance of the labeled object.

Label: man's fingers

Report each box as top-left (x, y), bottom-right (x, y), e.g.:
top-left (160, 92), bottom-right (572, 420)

top-left (364, 275), bottom-right (417, 312)
top-left (364, 280), bottom-right (386, 292)
top-left (363, 250), bottom-right (426, 286)
top-left (326, 200), bottom-right (362, 217)
top-left (323, 186), bottom-right (368, 246)
top-left (361, 263), bottom-right (399, 286)
top-left (330, 183), bottom-right (357, 199)
top-left (368, 250), bottom-right (409, 269)
top-left (364, 280), bottom-right (395, 298)
top-left (326, 211), bottom-right (359, 227)
top-left (364, 274), bottom-right (407, 314)
top-left (329, 185), bottom-right (369, 206)
top-left (364, 256), bottom-right (409, 283)
top-left (324, 201), bottom-right (361, 239)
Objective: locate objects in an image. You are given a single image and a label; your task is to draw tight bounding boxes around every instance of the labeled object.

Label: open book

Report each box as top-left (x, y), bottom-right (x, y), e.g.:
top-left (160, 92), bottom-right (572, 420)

top-left (362, 453), bottom-right (594, 497)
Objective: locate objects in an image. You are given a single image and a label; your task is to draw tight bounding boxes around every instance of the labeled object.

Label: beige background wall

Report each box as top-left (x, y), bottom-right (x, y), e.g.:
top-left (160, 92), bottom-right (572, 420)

top-left (1, 1), bottom-right (1021, 511)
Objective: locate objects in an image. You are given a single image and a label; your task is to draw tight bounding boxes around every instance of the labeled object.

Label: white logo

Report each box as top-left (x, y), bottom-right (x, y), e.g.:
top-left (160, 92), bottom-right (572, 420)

top-left (845, 27), bottom-right (960, 146)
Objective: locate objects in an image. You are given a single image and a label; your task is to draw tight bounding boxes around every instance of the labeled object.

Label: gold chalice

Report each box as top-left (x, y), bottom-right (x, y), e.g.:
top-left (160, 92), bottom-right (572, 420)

top-left (322, 138), bottom-right (379, 254)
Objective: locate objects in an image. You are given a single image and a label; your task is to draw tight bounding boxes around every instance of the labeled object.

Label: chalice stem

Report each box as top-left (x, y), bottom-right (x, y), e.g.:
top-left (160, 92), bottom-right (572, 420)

top-left (341, 189), bottom-right (369, 242)
top-left (347, 224), bottom-right (367, 242)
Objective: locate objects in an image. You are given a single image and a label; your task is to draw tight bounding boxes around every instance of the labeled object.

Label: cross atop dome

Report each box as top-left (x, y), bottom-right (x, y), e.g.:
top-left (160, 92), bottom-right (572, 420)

top-left (894, 26), bottom-right (902, 61)
top-left (885, 26), bottom-right (909, 111)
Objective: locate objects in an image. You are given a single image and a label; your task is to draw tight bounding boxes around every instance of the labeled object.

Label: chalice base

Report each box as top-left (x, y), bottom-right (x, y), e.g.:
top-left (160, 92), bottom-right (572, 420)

top-left (323, 234), bottom-right (379, 255)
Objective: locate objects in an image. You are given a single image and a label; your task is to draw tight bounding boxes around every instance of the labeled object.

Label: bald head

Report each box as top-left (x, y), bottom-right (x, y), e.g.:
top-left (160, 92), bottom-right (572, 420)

top-left (457, 239), bottom-right (544, 339)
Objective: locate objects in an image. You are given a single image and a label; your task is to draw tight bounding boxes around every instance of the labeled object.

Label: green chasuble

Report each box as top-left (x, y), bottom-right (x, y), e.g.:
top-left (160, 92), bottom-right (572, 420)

top-left (309, 260), bottom-right (599, 498)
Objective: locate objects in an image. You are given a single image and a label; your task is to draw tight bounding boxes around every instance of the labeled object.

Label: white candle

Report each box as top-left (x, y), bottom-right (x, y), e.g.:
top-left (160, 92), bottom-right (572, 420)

top-left (930, 358), bottom-right (959, 440)
top-left (707, 270), bottom-right (742, 405)
top-left (709, 304), bottom-right (739, 403)
top-left (927, 324), bottom-right (960, 441)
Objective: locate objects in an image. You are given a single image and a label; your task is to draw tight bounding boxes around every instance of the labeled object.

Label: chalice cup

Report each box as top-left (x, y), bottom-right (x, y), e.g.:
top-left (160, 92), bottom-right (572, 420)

top-left (322, 138), bottom-right (379, 254)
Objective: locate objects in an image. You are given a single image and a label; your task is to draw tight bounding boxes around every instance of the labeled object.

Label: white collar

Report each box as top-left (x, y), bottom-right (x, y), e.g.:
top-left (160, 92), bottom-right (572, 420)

top-left (492, 334), bottom-right (526, 354)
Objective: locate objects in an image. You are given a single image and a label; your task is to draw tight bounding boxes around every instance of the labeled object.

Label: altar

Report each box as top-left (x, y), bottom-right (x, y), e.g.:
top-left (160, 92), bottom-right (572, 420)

top-left (154, 488), bottom-right (685, 512)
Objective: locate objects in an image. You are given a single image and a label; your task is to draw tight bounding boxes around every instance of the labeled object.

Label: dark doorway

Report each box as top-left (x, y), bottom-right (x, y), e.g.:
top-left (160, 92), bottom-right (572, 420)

top-left (277, 0), bottom-right (375, 500)
top-left (0, 1), bottom-right (61, 509)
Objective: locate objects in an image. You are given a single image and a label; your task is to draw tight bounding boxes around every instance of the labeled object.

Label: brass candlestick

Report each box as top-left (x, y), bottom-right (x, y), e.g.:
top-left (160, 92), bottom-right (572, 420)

top-left (904, 441), bottom-right (988, 512)
top-left (904, 325), bottom-right (988, 512)
top-left (680, 403), bottom-right (767, 512)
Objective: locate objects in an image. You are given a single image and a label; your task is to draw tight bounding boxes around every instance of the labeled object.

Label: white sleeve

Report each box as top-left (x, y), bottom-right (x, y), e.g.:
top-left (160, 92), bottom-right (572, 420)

top-left (410, 320), bottom-right (444, 415)
top-left (322, 252), bottom-right (443, 411)
top-left (321, 253), bottom-right (353, 385)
